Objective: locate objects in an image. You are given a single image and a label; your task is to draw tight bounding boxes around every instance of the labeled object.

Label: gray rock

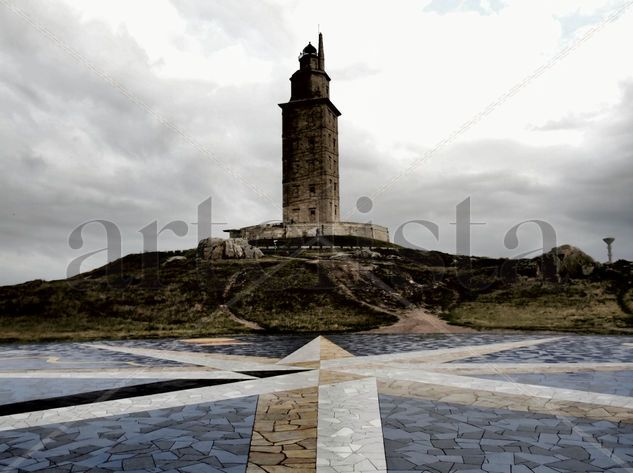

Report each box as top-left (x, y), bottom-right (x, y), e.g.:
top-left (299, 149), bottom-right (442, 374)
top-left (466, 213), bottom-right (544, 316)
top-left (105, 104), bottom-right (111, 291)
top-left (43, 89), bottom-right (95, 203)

top-left (224, 239), bottom-right (244, 259)
top-left (549, 244), bottom-right (598, 278)
top-left (211, 243), bottom-right (225, 260)
top-left (164, 256), bottom-right (187, 265)
top-left (197, 238), bottom-right (263, 260)
top-left (329, 252), bottom-right (351, 260)
top-left (243, 245), bottom-right (264, 259)
top-left (197, 238), bottom-right (224, 260)
top-left (352, 248), bottom-right (381, 259)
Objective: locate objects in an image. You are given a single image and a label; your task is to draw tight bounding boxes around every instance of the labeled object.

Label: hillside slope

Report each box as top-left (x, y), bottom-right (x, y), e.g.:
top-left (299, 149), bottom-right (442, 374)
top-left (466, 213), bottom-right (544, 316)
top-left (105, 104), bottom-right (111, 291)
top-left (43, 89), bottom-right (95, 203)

top-left (0, 247), bottom-right (631, 342)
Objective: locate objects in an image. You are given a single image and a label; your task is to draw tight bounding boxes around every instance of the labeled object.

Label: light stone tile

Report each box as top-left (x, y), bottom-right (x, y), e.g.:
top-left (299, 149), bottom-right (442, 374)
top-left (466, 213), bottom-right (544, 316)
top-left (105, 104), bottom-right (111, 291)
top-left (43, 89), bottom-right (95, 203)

top-left (277, 337), bottom-right (323, 364)
top-left (391, 362), bottom-right (633, 375)
top-left (317, 377), bottom-right (386, 473)
top-left (318, 338), bottom-right (354, 361)
top-left (340, 367), bottom-right (633, 409)
top-left (86, 344), bottom-right (299, 372)
top-left (0, 369), bottom-right (253, 379)
top-left (0, 371), bottom-right (318, 431)
top-left (321, 337), bottom-right (562, 369)
top-left (277, 336), bottom-right (354, 366)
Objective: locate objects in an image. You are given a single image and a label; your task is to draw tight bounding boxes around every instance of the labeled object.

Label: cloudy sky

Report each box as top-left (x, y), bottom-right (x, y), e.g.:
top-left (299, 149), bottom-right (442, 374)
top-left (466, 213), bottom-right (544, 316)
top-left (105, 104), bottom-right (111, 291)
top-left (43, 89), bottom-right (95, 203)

top-left (1, 0), bottom-right (632, 285)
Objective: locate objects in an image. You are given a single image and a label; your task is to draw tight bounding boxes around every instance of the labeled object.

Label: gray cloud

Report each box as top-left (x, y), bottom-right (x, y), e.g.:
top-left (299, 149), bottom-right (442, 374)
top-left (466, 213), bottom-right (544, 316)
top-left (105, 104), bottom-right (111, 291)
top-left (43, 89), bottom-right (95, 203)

top-left (0, 1), bottom-right (631, 285)
top-left (340, 82), bottom-right (633, 261)
top-left (531, 113), bottom-right (597, 131)
top-left (331, 63), bottom-right (381, 82)
top-left (424, 0), bottom-right (507, 16)
top-left (0, 1), bottom-right (288, 284)
top-left (171, 0), bottom-right (293, 59)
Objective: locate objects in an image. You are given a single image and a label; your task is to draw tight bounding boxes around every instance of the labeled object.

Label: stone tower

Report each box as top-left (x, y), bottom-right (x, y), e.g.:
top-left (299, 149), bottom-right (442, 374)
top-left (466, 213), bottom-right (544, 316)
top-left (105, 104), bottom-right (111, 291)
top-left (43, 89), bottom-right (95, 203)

top-left (225, 34), bottom-right (389, 245)
top-left (279, 33), bottom-right (341, 224)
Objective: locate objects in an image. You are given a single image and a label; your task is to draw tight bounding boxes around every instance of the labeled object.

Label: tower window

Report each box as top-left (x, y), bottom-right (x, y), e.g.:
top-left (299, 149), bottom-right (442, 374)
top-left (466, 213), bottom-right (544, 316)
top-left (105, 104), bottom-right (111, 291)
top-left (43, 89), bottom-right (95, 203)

top-left (309, 184), bottom-right (316, 196)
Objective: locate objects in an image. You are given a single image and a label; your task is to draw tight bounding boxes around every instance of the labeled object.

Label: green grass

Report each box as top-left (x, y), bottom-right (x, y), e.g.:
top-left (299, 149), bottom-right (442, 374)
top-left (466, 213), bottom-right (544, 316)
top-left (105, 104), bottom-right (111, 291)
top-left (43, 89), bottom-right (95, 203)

top-left (0, 254), bottom-right (396, 342)
top-left (0, 312), bottom-right (248, 343)
top-left (226, 260), bottom-right (396, 332)
top-left (446, 280), bottom-right (633, 334)
top-left (1, 248), bottom-right (631, 342)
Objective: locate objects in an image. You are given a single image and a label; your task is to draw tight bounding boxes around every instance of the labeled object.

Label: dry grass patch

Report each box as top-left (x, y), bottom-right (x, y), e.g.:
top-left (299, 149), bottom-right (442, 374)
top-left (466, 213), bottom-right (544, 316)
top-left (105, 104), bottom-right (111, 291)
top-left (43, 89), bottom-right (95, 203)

top-left (447, 280), bottom-right (633, 334)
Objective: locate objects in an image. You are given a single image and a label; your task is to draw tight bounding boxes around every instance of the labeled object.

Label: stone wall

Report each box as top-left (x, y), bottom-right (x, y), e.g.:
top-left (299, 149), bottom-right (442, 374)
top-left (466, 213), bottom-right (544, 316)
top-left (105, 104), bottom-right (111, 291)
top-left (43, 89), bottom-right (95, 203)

top-left (225, 222), bottom-right (389, 244)
top-left (281, 102), bottom-right (340, 224)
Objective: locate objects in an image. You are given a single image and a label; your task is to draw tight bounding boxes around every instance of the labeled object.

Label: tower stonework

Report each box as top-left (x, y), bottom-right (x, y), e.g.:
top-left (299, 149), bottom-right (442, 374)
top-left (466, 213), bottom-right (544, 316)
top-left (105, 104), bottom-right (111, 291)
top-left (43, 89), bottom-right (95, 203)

top-left (225, 34), bottom-right (389, 246)
top-left (280, 34), bottom-right (341, 224)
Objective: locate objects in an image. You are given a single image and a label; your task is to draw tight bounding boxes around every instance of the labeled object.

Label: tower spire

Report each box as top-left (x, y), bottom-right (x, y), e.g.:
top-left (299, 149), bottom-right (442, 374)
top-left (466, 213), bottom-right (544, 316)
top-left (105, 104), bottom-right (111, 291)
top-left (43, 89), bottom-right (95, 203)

top-left (318, 32), bottom-right (325, 70)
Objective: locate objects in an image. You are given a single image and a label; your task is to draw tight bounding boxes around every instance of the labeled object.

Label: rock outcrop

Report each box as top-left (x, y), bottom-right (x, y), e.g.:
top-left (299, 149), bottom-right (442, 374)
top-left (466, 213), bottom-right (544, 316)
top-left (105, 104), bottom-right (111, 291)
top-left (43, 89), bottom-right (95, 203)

top-left (163, 255), bottom-right (187, 266)
top-left (197, 238), bottom-right (264, 260)
top-left (352, 248), bottom-right (381, 259)
top-left (549, 244), bottom-right (598, 278)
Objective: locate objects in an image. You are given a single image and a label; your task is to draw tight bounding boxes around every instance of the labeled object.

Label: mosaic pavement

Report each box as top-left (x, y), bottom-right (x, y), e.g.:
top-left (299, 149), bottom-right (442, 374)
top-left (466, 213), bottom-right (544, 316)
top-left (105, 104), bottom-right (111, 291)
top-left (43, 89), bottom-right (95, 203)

top-left (1, 334), bottom-right (633, 472)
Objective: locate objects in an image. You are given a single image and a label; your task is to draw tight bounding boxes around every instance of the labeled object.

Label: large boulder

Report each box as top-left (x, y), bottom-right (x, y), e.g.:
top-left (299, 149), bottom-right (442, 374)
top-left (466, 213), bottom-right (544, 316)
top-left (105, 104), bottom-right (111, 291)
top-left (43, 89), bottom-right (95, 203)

top-left (243, 244), bottom-right (263, 259)
top-left (224, 239), bottom-right (245, 259)
top-left (197, 238), bottom-right (263, 260)
top-left (548, 244), bottom-right (598, 278)
top-left (198, 238), bottom-right (224, 260)
top-left (352, 248), bottom-right (381, 259)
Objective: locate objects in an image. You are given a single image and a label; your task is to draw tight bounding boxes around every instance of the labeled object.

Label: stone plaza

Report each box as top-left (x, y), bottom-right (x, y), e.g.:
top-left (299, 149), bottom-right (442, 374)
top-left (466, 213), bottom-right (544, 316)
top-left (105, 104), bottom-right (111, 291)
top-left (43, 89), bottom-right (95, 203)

top-left (1, 333), bottom-right (633, 472)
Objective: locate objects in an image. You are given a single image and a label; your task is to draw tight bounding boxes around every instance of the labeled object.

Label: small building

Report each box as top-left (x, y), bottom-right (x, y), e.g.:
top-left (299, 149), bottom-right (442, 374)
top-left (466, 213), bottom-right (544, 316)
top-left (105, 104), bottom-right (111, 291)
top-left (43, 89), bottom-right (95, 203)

top-left (226, 34), bottom-right (389, 247)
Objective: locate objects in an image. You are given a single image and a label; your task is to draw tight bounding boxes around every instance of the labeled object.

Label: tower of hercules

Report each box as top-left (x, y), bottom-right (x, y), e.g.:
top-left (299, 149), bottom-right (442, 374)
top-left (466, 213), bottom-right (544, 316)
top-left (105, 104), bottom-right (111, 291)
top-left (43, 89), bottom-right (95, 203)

top-left (280, 33), bottom-right (341, 225)
top-left (225, 33), bottom-right (389, 246)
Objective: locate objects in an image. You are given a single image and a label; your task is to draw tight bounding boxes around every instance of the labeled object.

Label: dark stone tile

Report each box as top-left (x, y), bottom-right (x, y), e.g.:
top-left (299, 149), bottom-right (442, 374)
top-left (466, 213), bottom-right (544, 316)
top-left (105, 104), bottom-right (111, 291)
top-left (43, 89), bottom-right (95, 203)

top-left (121, 455), bottom-right (155, 471)
top-left (548, 459), bottom-right (604, 472)
top-left (378, 393), bottom-right (632, 472)
top-left (0, 396), bottom-right (257, 473)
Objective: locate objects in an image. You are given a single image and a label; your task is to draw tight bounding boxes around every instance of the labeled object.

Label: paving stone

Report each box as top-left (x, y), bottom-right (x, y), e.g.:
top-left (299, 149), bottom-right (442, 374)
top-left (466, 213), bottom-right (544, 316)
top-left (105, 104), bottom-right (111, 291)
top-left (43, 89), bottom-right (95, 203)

top-left (121, 455), bottom-right (155, 470)
top-left (0, 396), bottom-right (257, 472)
top-left (318, 378), bottom-right (387, 472)
top-left (547, 458), bottom-right (602, 471)
top-left (379, 393), bottom-right (632, 472)
top-left (2, 334), bottom-right (633, 472)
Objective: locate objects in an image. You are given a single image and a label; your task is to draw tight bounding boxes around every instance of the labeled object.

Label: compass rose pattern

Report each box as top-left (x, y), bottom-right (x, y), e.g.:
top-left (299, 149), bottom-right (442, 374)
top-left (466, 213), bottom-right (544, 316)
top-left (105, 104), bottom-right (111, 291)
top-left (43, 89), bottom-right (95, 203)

top-left (1, 334), bottom-right (633, 472)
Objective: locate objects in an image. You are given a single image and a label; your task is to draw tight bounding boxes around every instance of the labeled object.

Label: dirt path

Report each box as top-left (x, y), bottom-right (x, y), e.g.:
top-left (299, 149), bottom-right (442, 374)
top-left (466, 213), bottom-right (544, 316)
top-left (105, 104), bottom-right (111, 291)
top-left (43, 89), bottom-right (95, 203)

top-left (217, 304), bottom-right (264, 331)
top-left (367, 307), bottom-right (476, 334)
top-left (320, 260), bottom-right (474, 334)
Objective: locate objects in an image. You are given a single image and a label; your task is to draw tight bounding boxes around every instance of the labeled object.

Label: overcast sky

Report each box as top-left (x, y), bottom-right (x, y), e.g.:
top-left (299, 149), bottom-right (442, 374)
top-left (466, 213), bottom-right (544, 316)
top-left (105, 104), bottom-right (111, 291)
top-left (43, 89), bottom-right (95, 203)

top-left (1, 0), bottom-right (632, 285)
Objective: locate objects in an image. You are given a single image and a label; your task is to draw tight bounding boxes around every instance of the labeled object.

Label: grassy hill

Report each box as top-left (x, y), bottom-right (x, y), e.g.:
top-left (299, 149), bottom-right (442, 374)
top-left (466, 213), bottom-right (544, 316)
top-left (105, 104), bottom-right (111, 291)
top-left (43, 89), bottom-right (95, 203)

top-left (0, 246), bottom-right (631, 342)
